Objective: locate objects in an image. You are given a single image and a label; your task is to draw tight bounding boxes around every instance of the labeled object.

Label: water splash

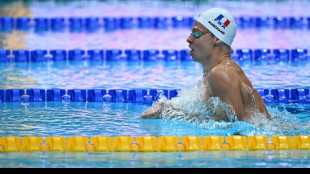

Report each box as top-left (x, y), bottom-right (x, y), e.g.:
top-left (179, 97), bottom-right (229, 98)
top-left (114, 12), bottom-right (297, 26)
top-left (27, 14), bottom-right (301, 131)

top-left (246, 106), bottom-right (310, 136)
top-left (155, 80), bottom-right (310, 136)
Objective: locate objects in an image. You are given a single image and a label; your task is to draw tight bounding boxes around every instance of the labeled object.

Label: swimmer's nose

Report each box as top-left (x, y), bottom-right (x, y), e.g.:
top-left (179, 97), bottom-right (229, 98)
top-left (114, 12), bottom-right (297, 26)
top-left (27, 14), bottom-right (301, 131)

top-left (186, 34), bottom-right (193, 44)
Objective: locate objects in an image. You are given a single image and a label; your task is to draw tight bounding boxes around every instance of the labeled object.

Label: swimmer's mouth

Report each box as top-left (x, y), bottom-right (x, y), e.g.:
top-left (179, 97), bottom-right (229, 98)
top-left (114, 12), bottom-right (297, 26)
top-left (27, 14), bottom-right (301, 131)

top-left (189, 47), bottom-right (193, 55)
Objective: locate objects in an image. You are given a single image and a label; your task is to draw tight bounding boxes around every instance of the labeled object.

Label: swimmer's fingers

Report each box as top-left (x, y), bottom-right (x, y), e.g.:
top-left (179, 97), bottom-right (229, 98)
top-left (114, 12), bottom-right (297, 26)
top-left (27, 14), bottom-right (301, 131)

top-left (141, 102), bottom-right (168, 119)
top-left (141, 107), bottom-right (162, 119)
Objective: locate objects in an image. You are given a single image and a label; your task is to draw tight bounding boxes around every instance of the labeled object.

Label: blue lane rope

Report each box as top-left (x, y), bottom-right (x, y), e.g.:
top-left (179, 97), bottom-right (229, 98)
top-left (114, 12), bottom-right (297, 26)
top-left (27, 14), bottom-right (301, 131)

top-left (1, 16), bottom-right (310, 31)
top-left (0, 48), bottom-right (309, 63)
top-left (0, 88), bottom-right (309, 104)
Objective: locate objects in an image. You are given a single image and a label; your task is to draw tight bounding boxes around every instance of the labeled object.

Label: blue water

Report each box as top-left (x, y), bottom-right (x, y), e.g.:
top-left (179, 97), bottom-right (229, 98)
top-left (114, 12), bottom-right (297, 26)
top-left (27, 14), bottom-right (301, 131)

top-left (1, 0), bottom-right (310, 168)
top-left (0, 102), bottom-right (309, 138)
top-left (0, 61), bottom-right (310, 90)
top-left (0, 101), bottom-right (310, 168)
top-left (1, 151), bottom-right (310, 168)
top-left (0, 101), bottom-right (309, 168)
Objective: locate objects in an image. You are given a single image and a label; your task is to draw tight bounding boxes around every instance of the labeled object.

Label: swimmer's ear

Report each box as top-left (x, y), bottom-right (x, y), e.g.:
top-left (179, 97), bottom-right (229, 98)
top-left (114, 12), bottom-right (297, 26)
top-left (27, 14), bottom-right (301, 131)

top-left (213, 37), bottom-right (222, 46)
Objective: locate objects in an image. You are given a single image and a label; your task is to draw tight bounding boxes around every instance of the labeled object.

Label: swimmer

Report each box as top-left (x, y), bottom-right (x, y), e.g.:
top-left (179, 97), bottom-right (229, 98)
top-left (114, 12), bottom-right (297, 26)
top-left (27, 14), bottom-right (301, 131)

top-left (142, 8), bottom-right (271, 122)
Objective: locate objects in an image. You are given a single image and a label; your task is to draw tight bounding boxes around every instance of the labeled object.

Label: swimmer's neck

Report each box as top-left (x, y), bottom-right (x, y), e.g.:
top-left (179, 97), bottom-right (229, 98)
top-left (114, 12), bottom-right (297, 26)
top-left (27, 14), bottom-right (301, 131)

top-left (202, 52), bottom-right (231, 77)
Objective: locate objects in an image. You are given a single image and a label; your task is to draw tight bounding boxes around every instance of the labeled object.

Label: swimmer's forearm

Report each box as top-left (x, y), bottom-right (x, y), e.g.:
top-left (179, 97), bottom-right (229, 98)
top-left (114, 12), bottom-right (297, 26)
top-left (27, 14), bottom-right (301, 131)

top-left (142, 102), bottom-right (206, 120)
top-left (141, 102), bottom-right (184, 119)
top-left (161, 103), bottom-right (199, 120)
top-left (141, 102), bottom-right (165, 119)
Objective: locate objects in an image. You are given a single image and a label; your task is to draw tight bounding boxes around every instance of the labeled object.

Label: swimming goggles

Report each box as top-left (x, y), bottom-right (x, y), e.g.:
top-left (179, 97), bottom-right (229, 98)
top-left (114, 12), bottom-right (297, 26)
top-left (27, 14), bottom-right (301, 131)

top-left (191, 30), bottom-right (210, 38)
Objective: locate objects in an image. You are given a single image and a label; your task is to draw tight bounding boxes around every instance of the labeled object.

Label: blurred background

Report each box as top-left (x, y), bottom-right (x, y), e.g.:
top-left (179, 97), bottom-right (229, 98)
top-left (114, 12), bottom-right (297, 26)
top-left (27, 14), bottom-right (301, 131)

top-left (0, 0), bottom-right (309, 89)
top-left (0, 0), bottom-right (309, 50)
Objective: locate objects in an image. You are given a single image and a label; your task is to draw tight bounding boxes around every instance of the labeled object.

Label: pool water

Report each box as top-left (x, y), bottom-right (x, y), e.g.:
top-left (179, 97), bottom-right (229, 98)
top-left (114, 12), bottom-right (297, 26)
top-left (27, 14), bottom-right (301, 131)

top-left (1, 151), bottom-right (310, 168)
top-left (0, 101), bottom-right (310, 168)
top-left (0, 102), bottom-right (310, 138)
top-left (4, 28), bottom-right (310, 50)
top-left (0, 61), bottom-right (310, 90)
top-left (1, 0), bottom-right (310, 168)
top-left (2, 1), bottom-right (310, 51)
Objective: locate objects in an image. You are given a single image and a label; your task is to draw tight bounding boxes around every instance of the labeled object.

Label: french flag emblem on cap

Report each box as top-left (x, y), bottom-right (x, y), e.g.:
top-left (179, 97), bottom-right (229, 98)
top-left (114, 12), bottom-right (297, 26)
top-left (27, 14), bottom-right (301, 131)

top-left (214, 14), bottom-right (230, 29)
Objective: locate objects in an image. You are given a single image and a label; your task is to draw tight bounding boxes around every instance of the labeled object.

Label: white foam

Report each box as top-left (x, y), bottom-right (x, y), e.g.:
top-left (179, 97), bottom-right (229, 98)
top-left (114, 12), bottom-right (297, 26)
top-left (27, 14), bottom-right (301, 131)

top-left (157, 79), bottom-right (237, 124)
top-left (154, 80), bottom-right (310, 136)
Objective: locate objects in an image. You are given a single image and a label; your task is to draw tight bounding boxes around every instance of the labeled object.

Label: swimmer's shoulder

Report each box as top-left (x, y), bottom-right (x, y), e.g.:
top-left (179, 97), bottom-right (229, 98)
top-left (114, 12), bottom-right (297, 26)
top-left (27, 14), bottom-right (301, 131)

top-left (209, 59), bottom-right (241, 80)
top-left (217, 59), bottom-right (256, 93)
top-left (208, 63), bottom-right (240, 89)
top-left (214, 58), bottom-right (250, 82)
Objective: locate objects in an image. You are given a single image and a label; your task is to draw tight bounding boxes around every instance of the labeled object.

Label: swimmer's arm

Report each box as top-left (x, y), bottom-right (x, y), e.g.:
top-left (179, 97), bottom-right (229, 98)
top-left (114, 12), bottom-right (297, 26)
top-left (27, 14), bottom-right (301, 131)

top-left (208, 69), bottom-right (244, 122)
top-left (141, 102), bottom-right (195, 119)
top-left (141, 102), bottom-right (164, 119)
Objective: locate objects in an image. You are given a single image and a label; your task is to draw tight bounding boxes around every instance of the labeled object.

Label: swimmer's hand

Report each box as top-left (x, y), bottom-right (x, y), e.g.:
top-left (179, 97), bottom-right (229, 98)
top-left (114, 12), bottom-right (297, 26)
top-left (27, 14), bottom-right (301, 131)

top-left (141, 102), bottom-right (164, 119)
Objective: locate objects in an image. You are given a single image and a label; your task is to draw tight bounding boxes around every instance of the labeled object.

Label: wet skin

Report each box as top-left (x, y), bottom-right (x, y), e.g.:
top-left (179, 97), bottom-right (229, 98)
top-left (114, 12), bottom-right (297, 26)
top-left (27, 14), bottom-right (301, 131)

top-left (142, 21), bottom-right (271, 122)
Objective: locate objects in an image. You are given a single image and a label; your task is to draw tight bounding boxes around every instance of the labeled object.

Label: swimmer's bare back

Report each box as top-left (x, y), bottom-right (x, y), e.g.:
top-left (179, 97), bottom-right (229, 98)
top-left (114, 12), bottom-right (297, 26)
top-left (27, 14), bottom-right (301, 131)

top-left (204, 57), bottom-right (271, 121)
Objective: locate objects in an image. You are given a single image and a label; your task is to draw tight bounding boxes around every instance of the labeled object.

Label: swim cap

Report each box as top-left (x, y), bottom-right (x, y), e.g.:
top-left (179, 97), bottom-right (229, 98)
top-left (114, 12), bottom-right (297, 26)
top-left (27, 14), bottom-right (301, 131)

top-left (195, 8), bottom-right (237, 47)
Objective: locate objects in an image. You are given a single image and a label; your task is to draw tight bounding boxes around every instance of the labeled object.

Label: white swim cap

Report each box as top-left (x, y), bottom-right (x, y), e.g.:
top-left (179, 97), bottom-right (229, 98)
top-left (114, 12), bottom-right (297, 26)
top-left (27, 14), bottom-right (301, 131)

top-left (195, 8), bottom-right (237, 47)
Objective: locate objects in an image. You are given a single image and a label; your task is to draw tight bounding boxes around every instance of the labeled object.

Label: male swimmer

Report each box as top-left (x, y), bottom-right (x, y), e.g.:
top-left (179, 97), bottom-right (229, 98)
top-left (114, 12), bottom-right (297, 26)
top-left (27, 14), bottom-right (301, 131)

top-left (141, 8), bottom-right (271, 122)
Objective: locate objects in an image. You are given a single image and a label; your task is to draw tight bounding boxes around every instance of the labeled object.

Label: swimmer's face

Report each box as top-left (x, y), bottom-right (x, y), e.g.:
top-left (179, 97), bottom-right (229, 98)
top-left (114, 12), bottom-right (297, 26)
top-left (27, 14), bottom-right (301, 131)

top-left (187, 21), bottom-right (214, 63)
